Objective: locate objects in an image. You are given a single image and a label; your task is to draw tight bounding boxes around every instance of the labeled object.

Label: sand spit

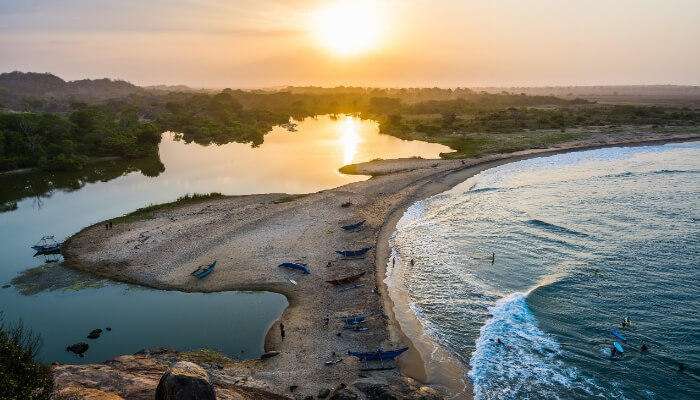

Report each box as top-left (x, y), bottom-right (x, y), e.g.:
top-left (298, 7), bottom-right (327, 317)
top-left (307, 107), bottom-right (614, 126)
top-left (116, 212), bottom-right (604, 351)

top-left (58, 132), bottom-right (698, 399)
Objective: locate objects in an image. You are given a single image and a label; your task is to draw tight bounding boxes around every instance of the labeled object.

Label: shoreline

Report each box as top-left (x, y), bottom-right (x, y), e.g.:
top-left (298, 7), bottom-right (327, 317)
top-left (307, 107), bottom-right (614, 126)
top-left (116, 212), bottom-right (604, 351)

top-left (56, 133), bottom-right (699, 399)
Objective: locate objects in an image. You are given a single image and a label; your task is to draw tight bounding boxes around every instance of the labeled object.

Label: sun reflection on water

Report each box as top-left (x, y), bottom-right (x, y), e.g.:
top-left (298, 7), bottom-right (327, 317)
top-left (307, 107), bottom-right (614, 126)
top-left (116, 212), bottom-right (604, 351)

top-left (338, 116), bottom-right (361, 164)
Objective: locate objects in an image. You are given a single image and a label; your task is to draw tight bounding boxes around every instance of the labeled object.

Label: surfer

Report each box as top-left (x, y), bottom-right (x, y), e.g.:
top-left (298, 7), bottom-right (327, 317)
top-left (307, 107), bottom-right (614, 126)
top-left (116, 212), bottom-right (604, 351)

top-left (621, 317), bottom-right (632, 328)
top-left (610, 345), bottom-right (619, 357)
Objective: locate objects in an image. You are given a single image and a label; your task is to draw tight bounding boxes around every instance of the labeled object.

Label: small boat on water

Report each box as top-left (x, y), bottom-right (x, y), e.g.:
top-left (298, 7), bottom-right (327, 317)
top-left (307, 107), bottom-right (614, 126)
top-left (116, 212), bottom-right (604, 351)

top-left (347, 347), bottom-right (408, 362)
top-left (611, 329), bottom-right (626, 342)
top-left (191, 261), bottom-right (216, 279)
top-left (31, 235), bottom-right (62, 255)
top-left (336, 246), bottom-right (372, 258)
top-left (341, 220), bottom-right (366, 231)
top-left (278, 262), bottom-right (310, 274)
top-left (326, 271), bottom-right (366, 285)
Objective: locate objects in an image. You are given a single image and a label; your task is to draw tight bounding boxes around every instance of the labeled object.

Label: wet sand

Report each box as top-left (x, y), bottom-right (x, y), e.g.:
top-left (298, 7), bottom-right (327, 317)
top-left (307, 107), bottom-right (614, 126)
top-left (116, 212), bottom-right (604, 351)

top-left (59, 132), bottom-right (698, 398)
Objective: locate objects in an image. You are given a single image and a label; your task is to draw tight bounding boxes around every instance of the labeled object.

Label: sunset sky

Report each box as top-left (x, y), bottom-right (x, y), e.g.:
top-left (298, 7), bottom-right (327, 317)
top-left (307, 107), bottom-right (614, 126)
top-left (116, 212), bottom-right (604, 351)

top-left (1, 0), bottom-right (699, 88)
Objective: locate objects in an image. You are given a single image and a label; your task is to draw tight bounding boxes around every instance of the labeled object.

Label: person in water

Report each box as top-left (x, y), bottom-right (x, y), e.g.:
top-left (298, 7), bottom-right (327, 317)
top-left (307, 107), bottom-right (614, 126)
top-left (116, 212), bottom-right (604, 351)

top-left (640, 343), bottom-right (649, 352)
top-left (621, 317), bottom-right (632, 328)
top-left (610, 345), bottom-right (620, 357)
top-left (491, 252), bottom-right (495, 264)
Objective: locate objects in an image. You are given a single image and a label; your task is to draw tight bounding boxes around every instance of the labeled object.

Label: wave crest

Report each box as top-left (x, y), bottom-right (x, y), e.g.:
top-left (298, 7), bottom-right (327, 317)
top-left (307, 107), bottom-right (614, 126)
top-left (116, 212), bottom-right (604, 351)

top-left (468, 293), bottom-right (602, 400)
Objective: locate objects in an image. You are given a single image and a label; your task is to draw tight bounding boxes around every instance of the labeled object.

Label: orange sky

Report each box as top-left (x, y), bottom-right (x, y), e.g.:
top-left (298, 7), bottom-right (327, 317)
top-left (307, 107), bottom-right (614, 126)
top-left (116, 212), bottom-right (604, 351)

top-left (1, 0), bottom-right (699, 87)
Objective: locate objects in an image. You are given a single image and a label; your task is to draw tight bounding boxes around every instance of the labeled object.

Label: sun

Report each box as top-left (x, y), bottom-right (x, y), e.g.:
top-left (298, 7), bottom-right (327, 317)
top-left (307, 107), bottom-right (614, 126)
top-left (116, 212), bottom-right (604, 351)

top-left (311, 1), bottom-right (385, 56)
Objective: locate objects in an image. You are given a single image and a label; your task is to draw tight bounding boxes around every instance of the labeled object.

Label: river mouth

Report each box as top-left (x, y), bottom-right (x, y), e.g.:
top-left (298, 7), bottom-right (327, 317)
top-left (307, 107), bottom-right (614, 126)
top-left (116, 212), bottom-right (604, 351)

top-left (0, 114), bottom-right (450, 364)
top-left (387, 141), bottom-right (700, 399)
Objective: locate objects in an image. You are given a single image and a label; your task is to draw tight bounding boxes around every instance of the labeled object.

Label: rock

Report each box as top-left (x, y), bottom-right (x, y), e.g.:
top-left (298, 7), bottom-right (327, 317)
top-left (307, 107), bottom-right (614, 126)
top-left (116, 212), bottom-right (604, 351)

top-left (304, 396), bottom-right (313, 400)
top-left (106, 326), bottom-right (112, 331)
top-left (354, 381), bottom-right (399, 400)
top-left (329, 389), bottom-right (358, 400)
top-left (289, 385), bottom-right (298, 392)
top-left (260, 351), bottom-right (280, 359)
top-left (2, 284), bottom-right (11, 288)
top-left (329, 384), bottom-right (358, 400)
top-left (318, 388), bottom-right (331, 398)
top-left (155, 361), bottom-right (215, 400)
top-left (66, 342), bottom-right (89, 357)
top-left (87, 328), bottom-right (103, 339)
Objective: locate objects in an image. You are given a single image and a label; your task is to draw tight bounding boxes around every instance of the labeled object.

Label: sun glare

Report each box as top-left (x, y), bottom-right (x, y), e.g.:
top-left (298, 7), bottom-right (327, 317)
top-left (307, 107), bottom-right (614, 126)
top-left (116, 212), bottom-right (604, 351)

top-left (338, 116), bottom-right (361, 164)
top-left (311, 1), bottom-right (384, 56)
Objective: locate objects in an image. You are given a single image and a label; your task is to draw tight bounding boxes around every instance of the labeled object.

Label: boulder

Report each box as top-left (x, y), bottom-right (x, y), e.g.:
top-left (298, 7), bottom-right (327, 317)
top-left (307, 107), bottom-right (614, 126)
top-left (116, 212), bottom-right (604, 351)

top-left (155, 361), bottom-right (215, 400)
top-left (87, 329), bottom-right (103, 339)
top-left (66, 342), bottom-right (89, 357)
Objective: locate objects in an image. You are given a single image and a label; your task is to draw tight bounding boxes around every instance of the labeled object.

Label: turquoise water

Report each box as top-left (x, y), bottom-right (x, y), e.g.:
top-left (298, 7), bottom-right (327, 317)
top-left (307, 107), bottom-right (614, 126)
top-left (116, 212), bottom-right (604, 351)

top-left (389, 142), bottom-right (699, 399)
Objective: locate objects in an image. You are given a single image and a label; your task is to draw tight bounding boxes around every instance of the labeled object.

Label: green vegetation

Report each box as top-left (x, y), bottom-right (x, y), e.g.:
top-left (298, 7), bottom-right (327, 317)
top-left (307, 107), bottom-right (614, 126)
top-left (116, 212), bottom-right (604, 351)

top-left (109, 192), bottom-right (225, 224)
top-left (0, 316), bottom-right (53, 400)
top-left (181, 349), bottom-right (236, 365)
top-left (0, 105), bottom-right (160, 172)
top-left (2, 75), bottom-right (698, 173)
top-left (378, 103), bottom-right (699, 157)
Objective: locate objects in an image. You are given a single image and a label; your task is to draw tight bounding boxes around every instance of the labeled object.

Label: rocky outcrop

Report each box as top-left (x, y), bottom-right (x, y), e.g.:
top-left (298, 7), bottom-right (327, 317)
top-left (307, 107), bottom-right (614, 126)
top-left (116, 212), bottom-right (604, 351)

top-left (155, 361), bottom-right (216, 400)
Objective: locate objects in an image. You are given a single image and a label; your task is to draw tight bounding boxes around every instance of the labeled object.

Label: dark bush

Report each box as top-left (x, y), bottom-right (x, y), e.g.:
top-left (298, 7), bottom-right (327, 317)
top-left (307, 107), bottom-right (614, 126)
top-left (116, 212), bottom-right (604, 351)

top-left (0, 316), bottom-right (54, 400)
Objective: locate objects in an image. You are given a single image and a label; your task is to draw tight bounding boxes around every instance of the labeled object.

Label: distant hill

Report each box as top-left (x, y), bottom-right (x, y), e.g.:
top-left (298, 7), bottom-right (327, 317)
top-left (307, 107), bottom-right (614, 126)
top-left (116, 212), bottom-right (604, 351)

top-left (0, 71), bottom-right (144, 111)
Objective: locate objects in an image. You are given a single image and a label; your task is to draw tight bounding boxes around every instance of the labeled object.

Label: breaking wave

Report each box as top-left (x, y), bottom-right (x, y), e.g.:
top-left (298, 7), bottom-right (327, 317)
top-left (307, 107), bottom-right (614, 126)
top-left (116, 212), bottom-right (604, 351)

top-left (468, 293), bottom-right (604, 400)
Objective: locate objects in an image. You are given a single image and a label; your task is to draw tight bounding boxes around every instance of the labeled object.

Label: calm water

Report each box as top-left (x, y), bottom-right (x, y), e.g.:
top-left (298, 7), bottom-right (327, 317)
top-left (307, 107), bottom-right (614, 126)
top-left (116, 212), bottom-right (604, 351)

top-left (0, 115), bottom-right (451, 363)
top-left (389, 142), bottom-right (699, 399)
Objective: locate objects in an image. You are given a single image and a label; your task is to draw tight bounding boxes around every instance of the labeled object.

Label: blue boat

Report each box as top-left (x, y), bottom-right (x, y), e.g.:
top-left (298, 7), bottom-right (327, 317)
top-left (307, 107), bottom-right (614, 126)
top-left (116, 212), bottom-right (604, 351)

top-left (31, 235), bottom-right (62, 255)
top-left (344, 315), bottom-right (366, 325)
top-left (191, 261), bottom-right (216, 279)
top-left (336, 246), bottom-right (372, 258)
top-left (278, 262), bottom-right (310, 274)
top-left (613, 341), bottom-right (625, 353)
top-left (611, 329), bottom-right (626, 342)
top-left (341, 220), bottom-right (366, 231)
top-left (347, 347), bottom-right (408, 361)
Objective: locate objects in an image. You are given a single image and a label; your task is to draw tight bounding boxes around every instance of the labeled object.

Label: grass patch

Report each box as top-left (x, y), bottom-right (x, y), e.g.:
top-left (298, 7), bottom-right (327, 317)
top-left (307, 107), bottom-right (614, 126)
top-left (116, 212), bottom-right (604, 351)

top-left (272, 194), bottom-right (306, 204)
top-left (440, 130), bottom-right (589, 158)
top-left (180, 349), bottom-right (235, 365)
top-left (110, 192), bottom-right (226, 224)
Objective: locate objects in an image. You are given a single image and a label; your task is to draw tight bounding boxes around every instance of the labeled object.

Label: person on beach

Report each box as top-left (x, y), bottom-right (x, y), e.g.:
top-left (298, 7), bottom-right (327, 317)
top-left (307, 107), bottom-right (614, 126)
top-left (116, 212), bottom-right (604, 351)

top-left (280, 323), bottom-right (285, 340)
top-left (410, 259), bottom-right (415, 266)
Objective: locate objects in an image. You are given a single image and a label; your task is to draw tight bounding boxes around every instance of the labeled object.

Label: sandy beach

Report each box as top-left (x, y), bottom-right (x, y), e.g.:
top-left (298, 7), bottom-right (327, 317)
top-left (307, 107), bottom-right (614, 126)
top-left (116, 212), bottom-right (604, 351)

top-left (57, 132), bottom-right (699, 399)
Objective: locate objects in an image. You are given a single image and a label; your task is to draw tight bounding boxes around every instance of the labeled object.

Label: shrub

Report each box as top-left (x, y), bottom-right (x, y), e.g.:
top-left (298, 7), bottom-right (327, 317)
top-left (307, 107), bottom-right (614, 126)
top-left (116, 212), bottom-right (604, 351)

top-left (0, 316), bottom-right (54, 400)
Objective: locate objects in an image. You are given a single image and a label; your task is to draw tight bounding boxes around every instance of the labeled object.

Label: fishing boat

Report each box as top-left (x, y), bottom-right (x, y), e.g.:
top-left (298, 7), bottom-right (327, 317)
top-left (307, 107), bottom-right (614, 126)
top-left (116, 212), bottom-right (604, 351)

top-left (278, 262), bottom-right (310, 274)
top-left (343, 315), bottom-right (366, 325)
top-left (347, 347), bottom-right (408, 362)
top-left (344, 326), bottom-right (368, 332)
top-left (31, 235), bottom-right (62, 255)
top-left (336, 246), bottom-right (372, 258)
top-left (191, 261), bottom-right (216, 279)
top-left (326, 271), bottom-right (366, 285)
top-left (341, 220), bottom-right (366, 231)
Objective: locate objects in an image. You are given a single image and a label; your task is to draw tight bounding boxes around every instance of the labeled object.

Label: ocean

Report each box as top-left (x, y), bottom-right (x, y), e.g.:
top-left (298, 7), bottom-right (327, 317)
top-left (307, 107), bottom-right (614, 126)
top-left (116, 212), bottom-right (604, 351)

top-left (387, 142), bottom-right (699, 399)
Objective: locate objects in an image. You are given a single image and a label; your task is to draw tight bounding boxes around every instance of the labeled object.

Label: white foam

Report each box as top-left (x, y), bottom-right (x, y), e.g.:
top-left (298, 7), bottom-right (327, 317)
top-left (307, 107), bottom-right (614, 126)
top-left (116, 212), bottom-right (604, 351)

top-left (468, 293), bottom-right (603, 400)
